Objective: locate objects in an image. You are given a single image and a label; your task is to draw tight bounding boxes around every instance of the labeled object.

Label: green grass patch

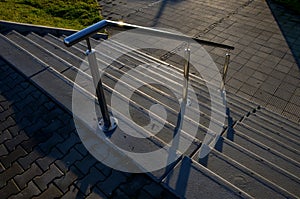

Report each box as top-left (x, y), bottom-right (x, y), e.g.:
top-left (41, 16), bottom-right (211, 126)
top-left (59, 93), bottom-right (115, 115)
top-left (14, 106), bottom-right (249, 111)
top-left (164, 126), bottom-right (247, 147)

top-left (272, 0), bottom-right (300, 14)
top-left (0, 0), bottom-right (102, 30)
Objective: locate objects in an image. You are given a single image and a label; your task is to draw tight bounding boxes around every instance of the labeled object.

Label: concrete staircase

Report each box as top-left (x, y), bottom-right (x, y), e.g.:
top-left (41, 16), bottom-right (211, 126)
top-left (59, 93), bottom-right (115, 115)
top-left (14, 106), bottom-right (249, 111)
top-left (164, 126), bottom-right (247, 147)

top-left (0, 22), bottom-right (299, 199)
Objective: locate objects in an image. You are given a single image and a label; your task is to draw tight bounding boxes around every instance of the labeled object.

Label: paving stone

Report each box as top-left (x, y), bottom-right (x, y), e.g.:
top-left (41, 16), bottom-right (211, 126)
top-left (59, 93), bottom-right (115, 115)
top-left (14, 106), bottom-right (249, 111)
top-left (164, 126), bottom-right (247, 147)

top-left (61, 185), bottom-right (84, 199)
top-left (269, 69), bottom-right (286, 81)
top-left (143, 182), bottom-right (165, 199)
top-left (14, 163), bottom-right (43, 190)
top-left (253, 71), bottom-right (268, 81)
top-left (95, 162), bottom-right (112, 177)
top-left (0, 145), bottom-right (27, 168)
top-left (96, 170), bottom-right (128, 197)
top-left (54, 166), bottom-right (82, 193)
top-left (266, 95), bottom-right (288, 111)
top-left (32, 183), bottom-right (63, 199)
top-left (38, 132), bottom-right (64, 154)
top-left (75, 143), bottom-right (89, 157)
top-left (137, 190), bottom-right (155, 199)
top-left (260, 82), bottom-right (278, 95)
top-left (278, 82), bottom-right (297, 94)
top-left (75, 155), bottom-right (98, 175)
top-left (0, 179), bottom-right (20, 198)
top-left (10, 181), bottom-right (41, 199)
top-left (111, 188), bottom-right (130, 199)
top-left (86, 186), bottom-right (107, 199)
top-left (42, 109), bottom-right (66, 125)
top-left (21, 131), bottom-right (52, 153)
top-left (33, 163), bottom-right (64, 192)
top-left (227, 78), bottom-right (243, 90)
top-left (22, 121), bottom-right (51, 143)
top-left (0, 107), bottom-right (16, 123)
top-left (246, 77), bottom-right (263, 88)
top-left (36, 147), bottom-right (63, 171)
top-left (75, 167), bottom-right (106, 196)
top-left (0, 116), bottom-right (16, 132)
top-left (274, 88), bottom-right (293, 101)
top-left (282, 111), bottom-right (299, 123)
top-left (56, 134), bottom-right (81, 154)
top-left (4, 132), bottom-right (29, 152)
top-left (17, 148), bottom-right (43, 170)
top-left (236, 90), bottom-right (252, 100)
top-left (120, 174), bottom-right (151, 197)
top-left (0, 144), bottom-right (8, 157)
top-left (55, 147), bottom-right (84, 173)
top-left (238, 83), bottom-right (258, 96)
top-left (284, 102), bottom-right (300, 117)
top-left (265, 76), bottom-right (281, 88)
top-left (0, 129), bottom-right (12, 144)
top-left (0, 162), bottom-right (23, 188)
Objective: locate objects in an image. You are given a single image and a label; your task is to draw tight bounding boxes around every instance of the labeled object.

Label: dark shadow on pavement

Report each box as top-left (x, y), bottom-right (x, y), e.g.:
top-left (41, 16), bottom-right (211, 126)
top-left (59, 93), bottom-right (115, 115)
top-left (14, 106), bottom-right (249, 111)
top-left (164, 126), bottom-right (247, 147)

top-left (152, 0), bottom-right (183, 27)
top-left (266, 0), bottom-right (300, 69)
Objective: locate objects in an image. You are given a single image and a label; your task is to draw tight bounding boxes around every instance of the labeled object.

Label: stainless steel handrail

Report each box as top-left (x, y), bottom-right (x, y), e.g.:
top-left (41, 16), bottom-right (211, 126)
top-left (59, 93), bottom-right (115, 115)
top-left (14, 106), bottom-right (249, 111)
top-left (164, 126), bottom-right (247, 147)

top-left (64, 20), bottom-right (234, 50)
top-left (63, 20), bottom-right (234, 132)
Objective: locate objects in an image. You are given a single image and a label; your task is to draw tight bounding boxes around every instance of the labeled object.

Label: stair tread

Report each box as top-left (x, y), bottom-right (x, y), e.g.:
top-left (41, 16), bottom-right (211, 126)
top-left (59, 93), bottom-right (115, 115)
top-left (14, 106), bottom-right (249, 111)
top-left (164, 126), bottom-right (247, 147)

top-left (242, 115), bottom-right (300, 149)
top-left (193, 150), bottom-right (297, 199)
top-left (234, 122), bottom-right (300, 162)
top-left (5, 31), bottom-right (70, 73)
top-left (27, 32), bottom-right (86, 70)
top-left (256, 107), bottom-right (300, 132)
top-left (216, 137), bottom-right (300, 196)
top-left (163, 156), bottom-right (251, 199)
top-left (224, 126), bottom-right (300, 178)
top-left (0, 33), bottom-right (47, 77)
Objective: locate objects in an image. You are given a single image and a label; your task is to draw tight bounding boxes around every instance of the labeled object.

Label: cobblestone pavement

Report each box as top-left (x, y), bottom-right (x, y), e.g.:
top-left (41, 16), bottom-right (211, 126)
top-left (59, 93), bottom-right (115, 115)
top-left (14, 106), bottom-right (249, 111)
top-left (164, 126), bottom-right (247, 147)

top-left (0, 59), bottom-right (178, 198)
top-left (98, 0), bottom-right (300, 122)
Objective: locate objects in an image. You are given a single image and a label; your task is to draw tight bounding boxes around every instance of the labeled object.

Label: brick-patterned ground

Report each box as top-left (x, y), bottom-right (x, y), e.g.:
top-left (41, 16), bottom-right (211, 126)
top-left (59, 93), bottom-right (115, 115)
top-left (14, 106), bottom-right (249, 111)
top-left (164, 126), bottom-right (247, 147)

top-left (0, 59), bottom-right (177, 198)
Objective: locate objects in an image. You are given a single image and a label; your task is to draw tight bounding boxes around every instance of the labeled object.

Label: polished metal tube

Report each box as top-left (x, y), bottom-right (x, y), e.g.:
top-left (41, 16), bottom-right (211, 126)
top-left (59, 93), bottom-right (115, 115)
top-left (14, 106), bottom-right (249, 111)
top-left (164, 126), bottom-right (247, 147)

top-left (86, 45), bottom-right (111, 130)
top-left (221, 52), bottom-right (230, 90)
top-left (182, 44), bottom-right (191, 104)
top-left (64, 20), bottom-right (234, 50)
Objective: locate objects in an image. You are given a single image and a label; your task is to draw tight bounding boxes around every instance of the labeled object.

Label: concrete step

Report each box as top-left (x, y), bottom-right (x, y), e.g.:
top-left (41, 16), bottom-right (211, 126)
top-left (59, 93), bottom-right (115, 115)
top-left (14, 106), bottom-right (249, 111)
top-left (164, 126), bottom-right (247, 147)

top-left (215, 136), bottom-right (300, 196)
top-left (26, 32), bottom-right (89, 71)
top-left (223, 123), bottom-right (300, 179)
top-left (241, 115), bottom-right (300, 153)
top-left (0, 33), bottom-right (47, 77)
top-left (162, 156), bottom-right (252, 199)
top-left (234, 122), bottom-right (300, 163)
top-left (254, 107), bottom-right (300, 138)
top-left (5, 31), bottom-right (71, 73)
top-left (193, 148), bottom-right (298, 198)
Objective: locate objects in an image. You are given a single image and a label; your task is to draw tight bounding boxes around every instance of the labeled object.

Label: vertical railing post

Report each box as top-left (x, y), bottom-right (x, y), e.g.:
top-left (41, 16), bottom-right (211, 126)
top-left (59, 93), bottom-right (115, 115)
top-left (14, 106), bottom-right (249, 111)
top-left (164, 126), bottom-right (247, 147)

top-left (85, 38), bottom-right (117, 132)
top-left (182, 43), bottom-right (191, 106)
top-left (221, 51), bottom-right (230, 92)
